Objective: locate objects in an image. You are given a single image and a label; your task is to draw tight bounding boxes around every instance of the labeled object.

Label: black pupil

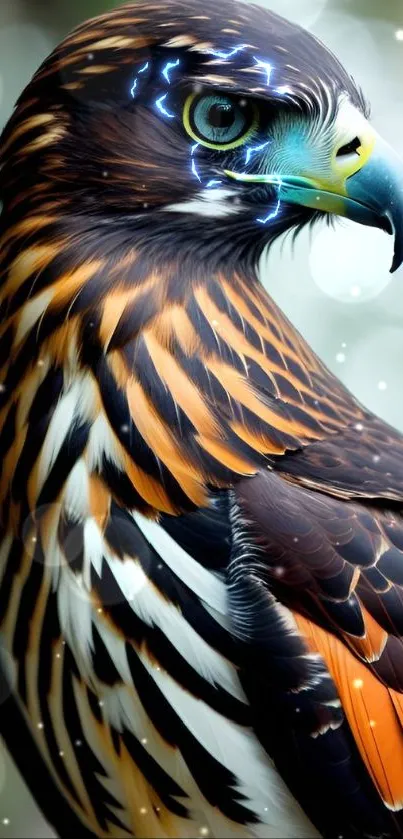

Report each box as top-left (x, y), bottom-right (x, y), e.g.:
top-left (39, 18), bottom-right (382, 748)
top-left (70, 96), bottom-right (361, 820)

top-left (208, 103), bottom-right (235, 129)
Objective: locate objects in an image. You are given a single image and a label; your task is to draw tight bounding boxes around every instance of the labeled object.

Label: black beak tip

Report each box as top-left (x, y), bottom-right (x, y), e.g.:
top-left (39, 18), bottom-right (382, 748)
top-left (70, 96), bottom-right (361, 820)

top-left (390, 227), bottom-right (403, 274)
top-left (381, 213), bottom-right (403, 274)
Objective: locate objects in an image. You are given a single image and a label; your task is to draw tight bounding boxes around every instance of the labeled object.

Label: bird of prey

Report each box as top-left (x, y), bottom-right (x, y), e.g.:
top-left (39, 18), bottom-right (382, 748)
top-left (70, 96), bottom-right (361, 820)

top-left (2, 1), bottom-right (403, 837)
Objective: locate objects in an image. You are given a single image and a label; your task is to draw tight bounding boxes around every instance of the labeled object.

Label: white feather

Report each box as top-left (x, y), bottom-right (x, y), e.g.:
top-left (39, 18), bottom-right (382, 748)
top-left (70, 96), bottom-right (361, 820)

top-left (133, 513), bottom-right (227, 613)
top-left (166, 188), bottom-right (242, 217)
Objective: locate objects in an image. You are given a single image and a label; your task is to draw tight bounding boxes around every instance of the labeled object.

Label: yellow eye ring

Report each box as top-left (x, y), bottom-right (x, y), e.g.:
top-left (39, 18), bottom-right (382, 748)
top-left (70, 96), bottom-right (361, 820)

top-left (183, 92), bottom-right (258, 151)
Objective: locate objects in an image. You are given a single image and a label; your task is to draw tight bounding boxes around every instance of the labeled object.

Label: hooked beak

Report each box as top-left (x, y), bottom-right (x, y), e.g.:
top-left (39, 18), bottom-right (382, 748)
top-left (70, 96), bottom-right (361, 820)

top-left (225, 133), bottom-right (403, 273)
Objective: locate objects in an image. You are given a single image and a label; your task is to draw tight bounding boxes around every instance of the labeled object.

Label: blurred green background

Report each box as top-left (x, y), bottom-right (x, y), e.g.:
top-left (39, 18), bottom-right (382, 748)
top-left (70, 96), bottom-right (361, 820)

top-left (1, 0), bottom-right (403, 835)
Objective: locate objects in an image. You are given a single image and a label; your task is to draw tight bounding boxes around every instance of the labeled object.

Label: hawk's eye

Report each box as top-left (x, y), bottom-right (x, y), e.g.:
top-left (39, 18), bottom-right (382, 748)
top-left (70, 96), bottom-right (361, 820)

top-left (183, 93), bottom-right (258, 150)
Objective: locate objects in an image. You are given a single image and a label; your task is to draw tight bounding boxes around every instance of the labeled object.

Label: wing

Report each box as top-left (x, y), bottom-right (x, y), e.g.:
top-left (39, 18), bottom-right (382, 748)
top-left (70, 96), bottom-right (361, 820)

top-left (232, 465), bottom-right (403, 837)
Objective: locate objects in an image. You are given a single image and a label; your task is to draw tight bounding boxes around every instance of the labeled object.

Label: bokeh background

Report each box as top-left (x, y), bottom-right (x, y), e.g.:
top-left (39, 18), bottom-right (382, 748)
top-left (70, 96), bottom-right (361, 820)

top-left (0, 0), bottom-right (403, 835)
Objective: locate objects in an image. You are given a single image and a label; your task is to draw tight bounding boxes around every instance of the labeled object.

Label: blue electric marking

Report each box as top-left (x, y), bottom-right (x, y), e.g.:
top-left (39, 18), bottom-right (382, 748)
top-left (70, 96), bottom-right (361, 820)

top-left (206, 179), bottom-right (223, 188)
top-left (244, 140), bottom-right (270, 166)
top-left (253, 57), bottom-right (273, 86)
top-left (208, 44), bottom-right (248, 60)
top-left (155, 93), bottom-right (175, 119)
top-left (161, 58), bottom-right (180, 84)
top-left (257, 199), bottom-right (281, 223)
top-left (130, 61), bottom-right (150, 98)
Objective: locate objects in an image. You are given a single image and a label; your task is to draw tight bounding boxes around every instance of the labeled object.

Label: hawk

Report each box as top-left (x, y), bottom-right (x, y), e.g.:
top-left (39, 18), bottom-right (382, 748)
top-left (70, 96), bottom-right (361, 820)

top-left (1, 1), bottom-right (403, 837)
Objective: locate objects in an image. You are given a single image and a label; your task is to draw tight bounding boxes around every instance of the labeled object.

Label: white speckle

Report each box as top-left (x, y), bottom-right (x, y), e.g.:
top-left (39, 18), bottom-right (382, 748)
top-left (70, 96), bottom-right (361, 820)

top-left (199, 828), bottom-right (210, 837)
top-left (102, 170), bottom-right (108, 178)
top-left (120, 425), bottom-right (130, 433)
top-left (293, 537), bottom-right (299, 543)
top-left (350, 285), bottom-right (362, 298)
top-left (336, 352), bottom-right (346, 363)
top-left (0, 384), bottom-right (5, 393)
top-left (37, 722), bottom-right (44, 730)
top-left (75, 739), bottom-right (82, 747)
top-left (341, 342), bottom-right (347, 348)
top-left (56, 653), bottom-right (61, 659)
top-left (97, 608), bottom-right (103, 614)
top-left (352, 678), bottom-right (364, 690)
top-left (59, 750), bottom-right (64, 757)
top-left (273, 566), bottom-right (285, 576)
top-left (355, 423), bottom-right (364, 432)
top-left (211, 320), bottom-right (219, 327)
top-left (98, 700), bottom-right (104, 707)
top-left (143, 203), bottom-right (149, 208)
top-left (264, 806), bottom-right (269, 813)
top-left (373, 455), bottom-right (380, 464)
top-left (378, 380), bottom-right (387, 391)
top-left (2, 819), bottom-right (10, 826)
top-left (87, 52), bottom-right (94, 60)
top-left (395, 30), bottom-right (403, 40)
top-left (369, 719), bottom-right (376, 728)
top-left (295, 707), bottom-right (301, 713)
top-left (141, 737), bottom-right (148, 745)
top-left (140, 807), bottom-right (148, 815)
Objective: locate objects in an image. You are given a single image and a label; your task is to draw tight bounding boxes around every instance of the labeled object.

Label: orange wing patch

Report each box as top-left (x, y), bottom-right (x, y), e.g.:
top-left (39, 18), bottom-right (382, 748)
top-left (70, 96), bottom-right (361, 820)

top-left (294, 612), bottom-right (403, 812)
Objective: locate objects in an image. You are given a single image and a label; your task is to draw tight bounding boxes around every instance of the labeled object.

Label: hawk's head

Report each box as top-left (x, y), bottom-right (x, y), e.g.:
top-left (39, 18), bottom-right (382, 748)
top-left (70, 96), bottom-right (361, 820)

top-left (2, 0), bottom-right (403, 271)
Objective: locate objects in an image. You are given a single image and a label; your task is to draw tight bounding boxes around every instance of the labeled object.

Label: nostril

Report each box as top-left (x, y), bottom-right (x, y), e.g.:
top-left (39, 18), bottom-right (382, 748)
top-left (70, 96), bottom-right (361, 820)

top-left (336, 136), bottom-right (362, 157)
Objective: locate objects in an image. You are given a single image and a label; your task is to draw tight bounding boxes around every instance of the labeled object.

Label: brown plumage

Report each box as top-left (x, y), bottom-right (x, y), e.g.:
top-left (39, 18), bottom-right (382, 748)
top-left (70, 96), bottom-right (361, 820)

top-left (1, 2), bottom-right (403, 838)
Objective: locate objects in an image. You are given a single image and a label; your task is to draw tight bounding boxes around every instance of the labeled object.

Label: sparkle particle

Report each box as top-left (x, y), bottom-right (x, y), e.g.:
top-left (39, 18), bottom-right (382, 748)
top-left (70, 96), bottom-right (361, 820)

top-left (140, 807), bottom-right (148, 815)
top-left (352, 678), bottom-right (364, 690)
top-left (2, 819), bottom-right (10, 826)
top-left (378, 380), bottom-right (387, 391)
top-left (199, 828), bottom-right (210, 837)
top-left (141, 737), bottom-right (148, 745)
top-left (395, 30), bottom-right (403, 40)
top-left (336, 352), bottom-right (346, 363)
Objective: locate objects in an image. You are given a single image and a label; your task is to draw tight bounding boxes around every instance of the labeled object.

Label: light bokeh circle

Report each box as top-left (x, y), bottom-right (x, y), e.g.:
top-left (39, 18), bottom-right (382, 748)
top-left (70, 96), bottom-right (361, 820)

top-left (309, 220), bottom-right (394, 303)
